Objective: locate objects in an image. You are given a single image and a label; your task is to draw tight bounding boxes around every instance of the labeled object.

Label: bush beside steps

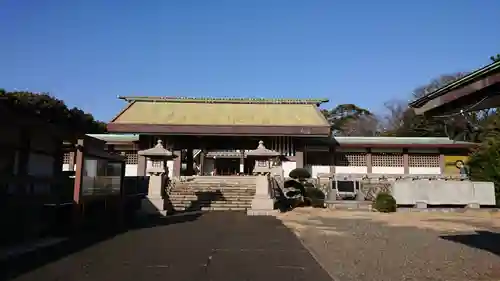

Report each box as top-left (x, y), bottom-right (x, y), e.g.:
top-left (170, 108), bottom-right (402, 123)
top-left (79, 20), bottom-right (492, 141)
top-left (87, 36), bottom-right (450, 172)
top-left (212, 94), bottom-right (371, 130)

top-left (373, 192), bottom-right (397, 213)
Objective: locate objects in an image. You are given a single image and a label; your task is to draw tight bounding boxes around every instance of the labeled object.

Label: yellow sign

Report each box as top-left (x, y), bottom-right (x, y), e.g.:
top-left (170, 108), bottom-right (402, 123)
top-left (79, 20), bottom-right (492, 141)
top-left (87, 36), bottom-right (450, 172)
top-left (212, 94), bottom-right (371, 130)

top-left (444, 155), bottom-right (469, 175)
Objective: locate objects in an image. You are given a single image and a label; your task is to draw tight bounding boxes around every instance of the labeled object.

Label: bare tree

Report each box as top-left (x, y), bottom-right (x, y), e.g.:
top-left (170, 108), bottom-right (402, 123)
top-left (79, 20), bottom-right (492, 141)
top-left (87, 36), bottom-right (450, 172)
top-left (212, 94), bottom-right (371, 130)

top-left (412, 72), bottom-right (468, 99)
top-left (380, 100), bottom-right (408, 132)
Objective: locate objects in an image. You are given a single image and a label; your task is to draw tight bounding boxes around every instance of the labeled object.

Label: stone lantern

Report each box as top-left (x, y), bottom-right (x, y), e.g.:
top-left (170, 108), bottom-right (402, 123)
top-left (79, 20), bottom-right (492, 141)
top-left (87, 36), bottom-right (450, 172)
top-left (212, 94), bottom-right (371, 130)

top-left (246, 140), bottom-right (281, 175)
top-left (246, 140), bottom-right (281, 216)
top-left (138, 139), bottom-right (176, 215)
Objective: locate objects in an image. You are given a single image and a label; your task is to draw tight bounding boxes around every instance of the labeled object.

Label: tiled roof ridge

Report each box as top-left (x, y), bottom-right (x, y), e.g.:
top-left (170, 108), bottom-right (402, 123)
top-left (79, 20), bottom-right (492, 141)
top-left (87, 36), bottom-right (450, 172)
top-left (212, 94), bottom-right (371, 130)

top-left (118, 96), bottom-right (329, 104)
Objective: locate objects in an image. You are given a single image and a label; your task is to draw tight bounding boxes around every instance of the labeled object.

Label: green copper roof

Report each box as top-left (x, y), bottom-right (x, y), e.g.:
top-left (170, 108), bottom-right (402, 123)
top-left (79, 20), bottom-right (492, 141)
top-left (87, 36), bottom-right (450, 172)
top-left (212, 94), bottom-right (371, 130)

top-left (110, 100), bottom-right (329, 126)
top-left (118, 96), bottom-right (329, 105)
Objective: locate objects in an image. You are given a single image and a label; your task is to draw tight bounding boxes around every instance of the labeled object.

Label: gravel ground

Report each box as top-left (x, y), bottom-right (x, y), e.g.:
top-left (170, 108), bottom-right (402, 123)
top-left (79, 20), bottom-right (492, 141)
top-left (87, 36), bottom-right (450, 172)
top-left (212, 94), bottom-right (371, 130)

top-left (278, 209), bottom-right (500, 281)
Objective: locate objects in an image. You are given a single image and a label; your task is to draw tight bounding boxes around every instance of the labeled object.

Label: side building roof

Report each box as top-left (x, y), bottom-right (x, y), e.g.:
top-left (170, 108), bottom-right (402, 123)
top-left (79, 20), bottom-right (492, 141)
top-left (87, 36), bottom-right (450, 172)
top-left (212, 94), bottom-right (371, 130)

top-left (332, 136), bottom-right (474, 148)
top-left (86, 134), bottom-right (475, 149)
top-left (409, 60), bottom-right (500, 116)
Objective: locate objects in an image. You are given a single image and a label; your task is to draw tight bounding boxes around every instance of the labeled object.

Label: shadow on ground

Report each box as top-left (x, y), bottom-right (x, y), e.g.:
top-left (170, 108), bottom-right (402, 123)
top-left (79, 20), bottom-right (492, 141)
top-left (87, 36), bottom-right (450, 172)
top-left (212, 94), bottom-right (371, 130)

top-left (0, 212), bottom-right (202, 281)
top-left (441, 230), bottom-right (500, 257)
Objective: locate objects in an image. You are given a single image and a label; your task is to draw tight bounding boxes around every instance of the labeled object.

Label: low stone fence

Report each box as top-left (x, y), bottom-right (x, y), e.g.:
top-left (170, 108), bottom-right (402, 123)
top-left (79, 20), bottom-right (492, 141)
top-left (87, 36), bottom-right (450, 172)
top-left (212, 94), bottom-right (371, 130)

top-left (315, 173), bottom-right (497, 208)
top-left (393, 180), bottom-right (496, 207)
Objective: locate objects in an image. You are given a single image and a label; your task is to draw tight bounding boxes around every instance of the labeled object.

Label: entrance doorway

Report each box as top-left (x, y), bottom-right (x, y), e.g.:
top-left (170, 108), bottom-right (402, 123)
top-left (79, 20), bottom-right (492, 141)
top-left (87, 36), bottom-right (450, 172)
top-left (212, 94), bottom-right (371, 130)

top-left (215, 158), bottom-right (240, 175)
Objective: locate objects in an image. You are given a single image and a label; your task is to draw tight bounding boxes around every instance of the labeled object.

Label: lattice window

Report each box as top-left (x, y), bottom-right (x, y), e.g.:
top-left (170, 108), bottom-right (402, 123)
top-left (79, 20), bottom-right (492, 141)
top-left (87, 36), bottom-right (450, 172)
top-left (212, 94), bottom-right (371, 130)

top-left (335, 152), bottom-right (367, 166)
top-left (409, 154), bottom-right (440, 167)
top-left (63, 152), bottom-right (71, 164)
top-left (125, 152), bottom-right (138, 164)
top-left (372, 153), bottom-right (403, 167)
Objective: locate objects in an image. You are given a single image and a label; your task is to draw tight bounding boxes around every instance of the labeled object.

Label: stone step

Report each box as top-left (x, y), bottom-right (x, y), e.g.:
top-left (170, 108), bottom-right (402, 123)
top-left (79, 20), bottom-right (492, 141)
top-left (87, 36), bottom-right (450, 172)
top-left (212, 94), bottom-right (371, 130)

top-left (186, 179), bottom-right (256, 183)
top-left (175, 184), bottom-right (256, 189)
top-left (169, 198), bottom-right (252, 203)
top-left (169, 194), bottom-right (254, 198)
top-left (175, 207), bottom-right (250, 209)
top-left (171, 202), bottom-right (251, 208)
top-left (193, 176), bottom-right (257, 179)
top-left (325, 200), bottom-right (372, 210)
top-left (170, 204), bottom-right (252, 209)
top-left (174, 190), bottom-right (255, 194)
top-left (168, 195), bottom-right (254, 200)
top-left (170, 189), bottom-right (255, 195)
top-left (169, 199), bottom-right (252, 204)
top-left (173, 185), bottom-right (256, 190)
top-left (179, 186), bottom-right (256, 190)
top-left (182, 182), bottom-right (256, 186)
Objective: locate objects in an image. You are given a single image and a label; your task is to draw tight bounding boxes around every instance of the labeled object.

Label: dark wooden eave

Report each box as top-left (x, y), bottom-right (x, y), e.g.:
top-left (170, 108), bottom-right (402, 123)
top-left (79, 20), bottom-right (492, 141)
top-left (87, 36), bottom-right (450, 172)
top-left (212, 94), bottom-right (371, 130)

top-left (409, 61), bottom-right (500, 116)
top-left (106, 123), bottom-right (331, 137)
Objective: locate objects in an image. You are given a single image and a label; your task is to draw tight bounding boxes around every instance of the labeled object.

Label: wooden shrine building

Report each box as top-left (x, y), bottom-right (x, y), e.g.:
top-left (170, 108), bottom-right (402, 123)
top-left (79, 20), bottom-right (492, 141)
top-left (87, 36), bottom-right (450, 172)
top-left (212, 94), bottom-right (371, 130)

top-left (106, 96), bottom-right (332, 177)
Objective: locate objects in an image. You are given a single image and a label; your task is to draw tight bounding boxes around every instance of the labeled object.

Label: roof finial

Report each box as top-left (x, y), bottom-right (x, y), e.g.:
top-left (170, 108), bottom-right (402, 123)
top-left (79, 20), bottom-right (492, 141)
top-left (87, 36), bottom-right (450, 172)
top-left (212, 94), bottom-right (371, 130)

top-left (156, 139), bottom-right (164, 148)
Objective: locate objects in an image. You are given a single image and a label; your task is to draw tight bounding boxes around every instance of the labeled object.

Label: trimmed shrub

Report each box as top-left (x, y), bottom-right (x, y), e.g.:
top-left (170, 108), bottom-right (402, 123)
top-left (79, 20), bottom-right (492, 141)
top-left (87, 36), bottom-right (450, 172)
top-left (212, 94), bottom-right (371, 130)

top-left (304, 185), bottom-right (326, 208)
top-left (289, 168), bottom-right (311, 180)
top-left (284, 179), bottom-right (305, 197)
top-left (373, 192), bottom-right (397, 213)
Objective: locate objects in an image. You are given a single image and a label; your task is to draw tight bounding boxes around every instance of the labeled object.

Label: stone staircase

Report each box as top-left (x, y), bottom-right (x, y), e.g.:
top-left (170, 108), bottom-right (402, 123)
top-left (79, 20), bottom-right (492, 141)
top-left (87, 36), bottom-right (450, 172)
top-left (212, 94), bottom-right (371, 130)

top-left (167, 176), bottom-right (257, 212)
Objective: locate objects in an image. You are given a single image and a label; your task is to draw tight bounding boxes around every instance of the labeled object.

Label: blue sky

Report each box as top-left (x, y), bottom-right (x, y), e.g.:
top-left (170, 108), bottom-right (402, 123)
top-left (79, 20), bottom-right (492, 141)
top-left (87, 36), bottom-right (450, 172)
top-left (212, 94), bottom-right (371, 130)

top-left (1, 0), bottom-right (499, 121)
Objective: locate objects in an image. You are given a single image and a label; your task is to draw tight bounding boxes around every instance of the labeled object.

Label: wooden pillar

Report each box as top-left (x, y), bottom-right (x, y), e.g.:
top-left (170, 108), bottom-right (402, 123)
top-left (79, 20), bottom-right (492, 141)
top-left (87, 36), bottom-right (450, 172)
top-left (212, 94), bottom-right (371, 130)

top-left (439, 150), bottom-right (445, 174)
top-left (239, 150), bottom-right (245, 173)
top-left (186, 148), bottom-right (194, 176)
top-left (73, 139), bottom-right (84, 205)
top-left (199, 149), bottom-right (206, 176)
top-left (68, 151), bottom-right (76, 171)
top-left (329, 147), bottom-right (336, 175)
top-left (52, 138), bottom-right (64, 178)
top-left (17, 130), bottom-right (30, 190)
top-left (173, 149), bottom-right (182, 177)
top-left (366, 148), bottom-right (372, 174)
top-left (136, 136), bottom-right (147, 177)
top-left (295, 150), bottom-right (304, 168)
top-left (403, 148), bottom-right (409, 174)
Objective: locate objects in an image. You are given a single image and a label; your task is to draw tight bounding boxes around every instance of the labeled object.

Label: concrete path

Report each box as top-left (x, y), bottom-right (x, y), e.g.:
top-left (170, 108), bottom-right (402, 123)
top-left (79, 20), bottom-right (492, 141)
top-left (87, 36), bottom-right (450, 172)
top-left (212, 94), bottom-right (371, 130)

top-left (4, 212), bottom-right (333, 281)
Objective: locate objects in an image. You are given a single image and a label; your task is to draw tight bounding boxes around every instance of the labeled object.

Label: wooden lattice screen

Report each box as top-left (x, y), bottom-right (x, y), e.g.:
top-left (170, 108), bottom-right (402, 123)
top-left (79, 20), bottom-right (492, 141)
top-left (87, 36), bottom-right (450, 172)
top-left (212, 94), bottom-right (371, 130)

top-left (408, 154), bottom-right (440, 167)
top-left (371, 153), bottom-right (403, 167)
top-left (63, 152), bottom-right (71, 164)
top-left (335, 152), bottom-right (367, 166)
top-left (125, 151), bottom-right (138, 165)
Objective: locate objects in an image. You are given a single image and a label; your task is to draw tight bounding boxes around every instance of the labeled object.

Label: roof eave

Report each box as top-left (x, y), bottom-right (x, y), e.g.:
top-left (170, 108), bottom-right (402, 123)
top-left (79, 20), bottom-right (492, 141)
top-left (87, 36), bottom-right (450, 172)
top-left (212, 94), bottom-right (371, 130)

top-left (107, 123), bottom-right (331, 137)
top-left (118, 96), bottom-right (329, 105)
top-left (409, 60), bottom-right (500, 109)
